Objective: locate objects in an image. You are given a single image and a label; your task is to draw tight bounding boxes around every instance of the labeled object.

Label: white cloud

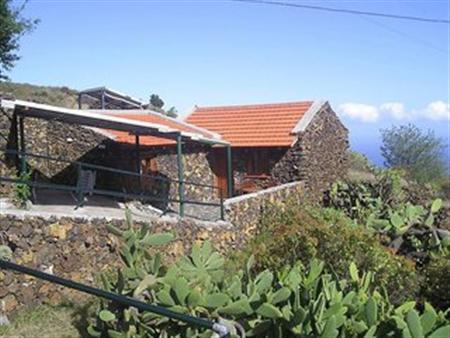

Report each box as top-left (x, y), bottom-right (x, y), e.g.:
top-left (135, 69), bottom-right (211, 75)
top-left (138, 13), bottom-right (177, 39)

top-left (421, 100), bottom-right (450, 120)
top-left (380, 102), bottom-right (408, 120)
top-left (338, 103), bottom-right (379, 123)
top-left (338, 100), bottom-right (449, 123)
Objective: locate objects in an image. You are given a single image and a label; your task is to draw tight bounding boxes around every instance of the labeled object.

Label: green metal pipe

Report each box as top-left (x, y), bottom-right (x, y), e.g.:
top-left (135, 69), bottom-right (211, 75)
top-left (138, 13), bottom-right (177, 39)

top-left (135, 134), bottom-right (142, 190)
top-left (177, 134), bottom-right (185, 217)
top-left (226, 145), bottom-right (234, 197)
top-left (18, 116), bottom-right (27, 175)
top-left (0, 259), bottom-right (229, 337)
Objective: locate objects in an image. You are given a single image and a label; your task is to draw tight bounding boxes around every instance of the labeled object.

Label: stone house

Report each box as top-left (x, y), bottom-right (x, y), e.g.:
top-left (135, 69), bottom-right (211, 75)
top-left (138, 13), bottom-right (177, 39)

top-left (1, 97), bottom-right (348, 210)
top-left (185, 100), bottom-right (349, 196)
top-left (100, 100), bottom-right (348, 199)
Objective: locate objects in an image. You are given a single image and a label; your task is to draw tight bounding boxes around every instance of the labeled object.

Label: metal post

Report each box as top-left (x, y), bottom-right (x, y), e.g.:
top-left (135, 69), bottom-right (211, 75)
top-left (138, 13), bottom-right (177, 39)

top-left (176, 134), bottom-right (185, 217)
top-left (226, 145), bottom-right (233, 197)
top-left (101, 91), bottom-right (106, 109)
top-left (78, 93), bottom-right (82, 109)
top-left (219, 192), bottom-right (224, 220)
top-left (18, 115), bottom-right (26, 175)
top-left (76, 162), bottom-right (84, 208)
top-left (11, 113), bottom-right (20, 170)
top-left (135, 135), bottom-right (142, 192)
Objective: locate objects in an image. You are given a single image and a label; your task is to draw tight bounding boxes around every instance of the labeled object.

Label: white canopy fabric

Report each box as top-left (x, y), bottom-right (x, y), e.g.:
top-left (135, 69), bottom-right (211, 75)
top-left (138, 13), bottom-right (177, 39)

top-left (0, 99), bottom-right (229, 146)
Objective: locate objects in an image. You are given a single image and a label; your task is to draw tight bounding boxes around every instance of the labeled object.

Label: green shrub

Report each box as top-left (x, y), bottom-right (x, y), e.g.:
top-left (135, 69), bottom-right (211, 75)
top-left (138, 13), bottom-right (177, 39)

top-left (421, 254), bottom-right (450, 310)
top-left (230, 203), bottom-right (419, 305)
top-left (347, 150), bottom-right (376, 174)
top-left (13, 170), bottom-right (32, 208)
top-left (87, 221), bottom-right (450, 338)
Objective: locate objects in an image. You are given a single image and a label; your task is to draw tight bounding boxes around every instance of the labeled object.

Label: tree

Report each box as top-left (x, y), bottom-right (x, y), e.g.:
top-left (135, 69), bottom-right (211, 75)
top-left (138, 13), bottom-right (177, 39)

top-left (166, 106), bottom-right (178, 118)
top-left (149, 94), bottom-right (164, 109)
top-left (380, 124), bottom-right (446, 183)
top-left (0, 0), bottom-right (37, 80)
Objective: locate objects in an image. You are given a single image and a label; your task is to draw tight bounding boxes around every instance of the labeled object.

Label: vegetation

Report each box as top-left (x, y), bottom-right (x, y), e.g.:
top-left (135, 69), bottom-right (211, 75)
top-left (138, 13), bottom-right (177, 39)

top-left (0, 304), bottom-right (89, 338)
top-left (0, 0), bottom-right (38, 79)
top-left (85, 217), bottom-right (450, 338)
top-left (420, 254), bottom-right (450, 310)
top-left (0, 81), bottom-right (79, 107)
top-left (12, 169), bottom-right (32, 208)
top-left (230, 204), bottom-right (419, 305)
top-left (380, 124), bottom-right (447, 184)
top-left (325, 170), bottom-right (450, 266)
top-left (148, 93), bottom-right (178, 117)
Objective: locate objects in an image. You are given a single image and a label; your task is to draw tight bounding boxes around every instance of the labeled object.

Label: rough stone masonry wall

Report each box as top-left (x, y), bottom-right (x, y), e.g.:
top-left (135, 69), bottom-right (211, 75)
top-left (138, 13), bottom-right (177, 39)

top-left (0, 181), bottom-right (305, 315)
top-left (0, 105), bottom-right (216, 206)
top-left (271, 104), bottom-right (348, 198)
top-left (225, 181), bottom-right (305, 235)
top-left (0, 107), bottom-right (114, 192)
top-left (0, 214), bottom-right (238, 315)
top-left (114, 143), bottom-right (218, 210)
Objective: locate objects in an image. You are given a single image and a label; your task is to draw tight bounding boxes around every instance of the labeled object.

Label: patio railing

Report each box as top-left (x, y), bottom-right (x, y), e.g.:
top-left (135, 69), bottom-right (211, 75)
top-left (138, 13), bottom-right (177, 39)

top-left (0, 148), bottom-right (225, 220)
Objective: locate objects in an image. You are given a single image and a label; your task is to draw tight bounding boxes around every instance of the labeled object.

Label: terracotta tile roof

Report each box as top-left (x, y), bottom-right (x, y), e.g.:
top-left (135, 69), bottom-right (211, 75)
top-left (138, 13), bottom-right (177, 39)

top-left (100, 111), bottom-right (218, 146)
top-left (185, 101), bottom-right (314, 147)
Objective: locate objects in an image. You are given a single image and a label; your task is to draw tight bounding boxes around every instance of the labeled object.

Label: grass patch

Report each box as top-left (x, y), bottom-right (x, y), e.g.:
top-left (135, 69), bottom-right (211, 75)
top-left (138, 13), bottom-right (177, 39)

top-left (0, 303), bottom-right (92, 338)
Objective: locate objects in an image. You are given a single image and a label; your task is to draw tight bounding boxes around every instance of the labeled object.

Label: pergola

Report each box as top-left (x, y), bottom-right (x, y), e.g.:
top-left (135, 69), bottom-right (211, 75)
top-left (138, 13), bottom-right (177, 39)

top-left (0, 99), bottom-right (234, 217)
top-left (78, 87), bottom-right (144, 110)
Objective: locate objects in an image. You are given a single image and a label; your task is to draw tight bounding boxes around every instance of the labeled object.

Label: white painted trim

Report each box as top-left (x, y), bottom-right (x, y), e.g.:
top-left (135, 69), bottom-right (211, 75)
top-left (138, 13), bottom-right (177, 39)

top-left (0, 99), bottom-right (16, 110)
top-left (0, 99), bottom-right (229, 145)
top-left (291, 100), bottom-right (326, 134)
top-left (79, 86), bottom-right (144, 106)
top-left (90, 109), bottom-right (223, 140)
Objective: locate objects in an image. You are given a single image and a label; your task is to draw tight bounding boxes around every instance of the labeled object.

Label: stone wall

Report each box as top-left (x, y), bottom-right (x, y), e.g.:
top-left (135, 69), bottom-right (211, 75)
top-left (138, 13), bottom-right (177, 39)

top-left (0, 107), bottom-right (115, 191)
top-left (271, 104), bottom-right (348, 198)
top-left (108, 143), bottom-right (218, 211)
top-left (231, 148), bottom-right (287, 190)
top-left (225, 181), bottom-right (305, 234)
top-left (0, 214), bottom-right (239, 315)
top-left (0, 181), bottom-right (306, 315)
top-left (0, 106), bottom-right (219, 210)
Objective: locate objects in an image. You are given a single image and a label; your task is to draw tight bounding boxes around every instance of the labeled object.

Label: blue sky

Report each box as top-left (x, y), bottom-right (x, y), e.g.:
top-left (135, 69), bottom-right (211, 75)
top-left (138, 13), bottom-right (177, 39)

top-left (7, 0), bottom-right (450, 166)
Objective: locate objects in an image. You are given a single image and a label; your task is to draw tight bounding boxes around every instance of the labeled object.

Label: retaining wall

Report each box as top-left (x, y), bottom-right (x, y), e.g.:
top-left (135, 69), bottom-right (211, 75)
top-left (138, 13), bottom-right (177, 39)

top-left (0, 181), bottom-right (305, 316)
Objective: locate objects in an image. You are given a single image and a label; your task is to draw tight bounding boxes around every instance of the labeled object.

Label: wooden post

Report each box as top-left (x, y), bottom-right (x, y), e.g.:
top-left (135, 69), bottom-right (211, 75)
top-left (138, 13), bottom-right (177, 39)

top-left (177, 134), bottom-right (185, 217)
top-left (226, 145), bottom-right (233, 197)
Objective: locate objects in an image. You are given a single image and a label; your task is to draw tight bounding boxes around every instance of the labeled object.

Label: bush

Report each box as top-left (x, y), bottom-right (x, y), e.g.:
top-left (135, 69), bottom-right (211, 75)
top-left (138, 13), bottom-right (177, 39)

top-left (324, 171), bottom-right (450, 265)
top-left (88, 220), bottom-right (450, 338)
top-left (347, 150), bottom-right (376, 174)
top-left (421, 254), bottom-right (450, 310)
top-left (230, 203), bottom-right (419, 305)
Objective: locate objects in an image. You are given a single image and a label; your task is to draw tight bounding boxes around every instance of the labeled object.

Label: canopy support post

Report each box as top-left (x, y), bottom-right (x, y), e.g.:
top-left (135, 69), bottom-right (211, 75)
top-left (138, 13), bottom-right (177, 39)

top-left (18, 115), bottom-right (26, 175)
top-left (135, 135), bottom-right (142, 191)
top-left (226, 145), bottom-right (233, 197)
top-left (101, 91), bottom-right (106, 109)
top-left (177, 134), bottom-right (185, 217)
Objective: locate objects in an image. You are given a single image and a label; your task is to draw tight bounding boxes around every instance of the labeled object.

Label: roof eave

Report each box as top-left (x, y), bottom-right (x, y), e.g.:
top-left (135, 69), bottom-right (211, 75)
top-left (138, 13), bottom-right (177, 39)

top-left (0, 99), bottom-right (229, 146)
top-left (290, 100), bottom-right (327, 135)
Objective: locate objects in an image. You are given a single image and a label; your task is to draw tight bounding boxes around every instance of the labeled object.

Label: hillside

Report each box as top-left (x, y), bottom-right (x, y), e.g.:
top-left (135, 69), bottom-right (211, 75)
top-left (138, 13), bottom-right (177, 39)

top-left (0, 82), bottom-right (78, 108)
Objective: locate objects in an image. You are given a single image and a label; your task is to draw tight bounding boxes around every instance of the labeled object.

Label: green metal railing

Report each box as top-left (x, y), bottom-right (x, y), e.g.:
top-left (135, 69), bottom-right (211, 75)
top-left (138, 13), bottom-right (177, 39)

top-left (0, 148), bottom-right (225, 220)
top-left (0, 259), bottom-right (230, 337)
